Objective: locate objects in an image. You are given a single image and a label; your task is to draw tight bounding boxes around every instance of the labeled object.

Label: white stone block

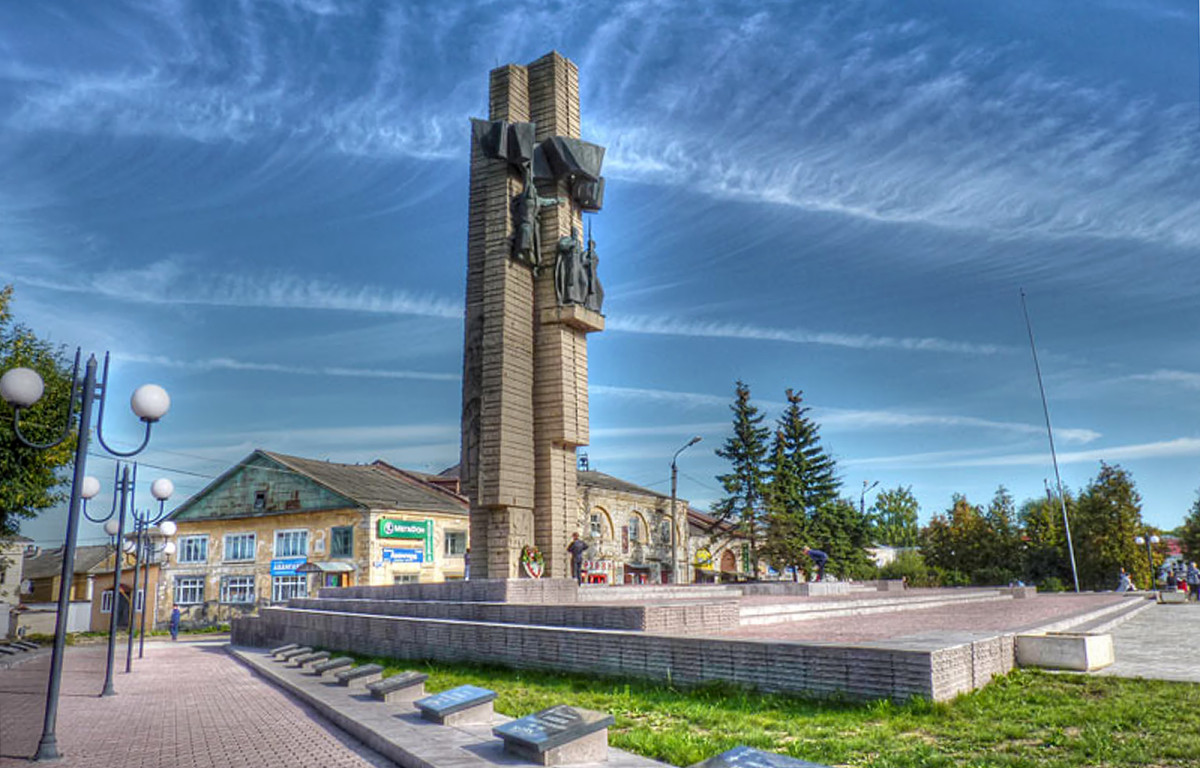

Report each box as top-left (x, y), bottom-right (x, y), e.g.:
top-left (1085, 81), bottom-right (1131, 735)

top-left (1015, 632), bottom-right (1114, 671)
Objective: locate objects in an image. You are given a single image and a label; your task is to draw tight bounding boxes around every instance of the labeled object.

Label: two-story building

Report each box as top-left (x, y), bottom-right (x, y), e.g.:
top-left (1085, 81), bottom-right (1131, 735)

top-left (160, 450), bottom-right (469, 626)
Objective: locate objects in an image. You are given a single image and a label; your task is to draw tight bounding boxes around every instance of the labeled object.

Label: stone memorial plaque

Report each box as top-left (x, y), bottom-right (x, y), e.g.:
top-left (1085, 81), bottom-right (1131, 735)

top-left (270, 643), bottom-right (300, 656)
top-left (493, 705), bottom-right (614, 753)
top-left (14, 642), bottom-right (38, 650)
top-left (335, 663), bottom-right (383, 686)
top-left (0, 646), bottom-right (19, 655)
top-left (688, 746), bottom-right (831, 768)
top-left (367, 670), bottom-right (428, 701)
top-left (278, 646), bottom-right (313, 661)
top-left (415, 684), bottom-right (496, 718)
top-left (311, 657), bottom-right (353, 676)
top-left (291, 651), bottom-right (330, 667)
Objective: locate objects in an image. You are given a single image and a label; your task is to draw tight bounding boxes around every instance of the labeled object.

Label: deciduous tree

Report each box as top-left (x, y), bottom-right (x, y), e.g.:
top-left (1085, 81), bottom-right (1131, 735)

top-left (1072, 463), bottom-right (1148, 591)
top-left (871, 485), bottom-right (920, 548)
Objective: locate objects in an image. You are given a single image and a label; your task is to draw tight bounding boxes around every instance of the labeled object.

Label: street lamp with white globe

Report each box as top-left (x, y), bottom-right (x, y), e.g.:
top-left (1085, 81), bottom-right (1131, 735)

top-left (1134, 534), bottom-right (1160, 592)
top-left (0, 352), bottom-right (170, 761)
top-left (123, 470), bottom-right (176, 670)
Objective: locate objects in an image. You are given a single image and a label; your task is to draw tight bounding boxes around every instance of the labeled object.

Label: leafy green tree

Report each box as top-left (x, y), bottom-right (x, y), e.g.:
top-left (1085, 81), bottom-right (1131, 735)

top-left (871, 485), bottom-right (920, 547)
top-left (712, 381), bottom-right (770, 575)
top-left (1019, 488), bottom-right (1075, 587)
top-left (1, 286), bottom-right (77, 542)
top-left (761, 389), bottom-right (840, 576)
top-left (1072, 463), bottom-right (1148, 591)
top-left (1180, 491), bottom-right (1200, 561)
top-left (976, 486), bottom-right (1023, 584)
top-left (808, 497), bottom-right (874, 579)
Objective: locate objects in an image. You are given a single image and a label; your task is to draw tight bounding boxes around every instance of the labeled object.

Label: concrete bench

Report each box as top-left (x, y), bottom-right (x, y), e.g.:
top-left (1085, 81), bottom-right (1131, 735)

top-left (1015, 632), bottom-right (1114, 671)
top-left (335, 664), bottom-right (384, 688)
top-left (270, 643), bottom-right (300, 657)
top-left (493, 704), bottom-right (614, 766)
top-left (309, 657), bottom-right (353, 677)
top-left (415, 684), bottom-right (496, 725)
top-left (689, 746), bottom-right (832, 768)
top-left (291, 651), bottom-right (330, 669)
top-left (0, 646), bottom-right (20, 655)
top-left (13, 642), bottom-right (38, 651)
top-left (1159, 590), bottom-right (1188, 604)
top-left (367, 671), bottom-right (428, 703)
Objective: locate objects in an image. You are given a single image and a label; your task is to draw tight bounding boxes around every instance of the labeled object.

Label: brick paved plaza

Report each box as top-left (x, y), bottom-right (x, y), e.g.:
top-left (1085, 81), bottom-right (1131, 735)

top-left (0, 640), bottom-right (393, 768)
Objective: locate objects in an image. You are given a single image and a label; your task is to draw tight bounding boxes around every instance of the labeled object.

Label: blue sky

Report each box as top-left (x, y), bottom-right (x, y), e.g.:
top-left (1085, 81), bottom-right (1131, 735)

top-left (3, 0), bottom-right (1198, 546)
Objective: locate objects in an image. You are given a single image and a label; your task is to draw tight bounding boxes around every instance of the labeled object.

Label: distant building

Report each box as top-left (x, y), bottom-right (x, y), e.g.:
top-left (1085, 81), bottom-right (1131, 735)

top-left (17, 543), bottom-right (111, 635)
top-left (685, 508), bottom-right (749, 582)
top-left (161, 450), bottom-right (468, 626)
top-left (1, 536), bottom-right (30, 637)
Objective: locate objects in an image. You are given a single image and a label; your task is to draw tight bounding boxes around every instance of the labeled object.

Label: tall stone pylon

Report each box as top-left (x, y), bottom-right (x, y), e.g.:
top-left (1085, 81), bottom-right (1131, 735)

top-left (461, 52), bottom-right (606, 580)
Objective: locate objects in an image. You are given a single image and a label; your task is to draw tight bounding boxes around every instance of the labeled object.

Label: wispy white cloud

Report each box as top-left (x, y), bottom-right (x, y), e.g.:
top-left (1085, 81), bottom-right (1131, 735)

top-left (819, 407), bottom-right (1101, 444)
top-left (853, 437), bottom-right (1200, 470)
top-left (116, 352), bottom-right (460, 382)
top-left (1129, 369), bottom-right (1200, 390)
top-left (607, 314), bottom-right (1008, 355)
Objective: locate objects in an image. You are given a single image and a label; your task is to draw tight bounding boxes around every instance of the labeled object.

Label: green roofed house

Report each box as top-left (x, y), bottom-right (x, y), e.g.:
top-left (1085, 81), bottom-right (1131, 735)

top-left (159, 450), bottom-right (468, 627)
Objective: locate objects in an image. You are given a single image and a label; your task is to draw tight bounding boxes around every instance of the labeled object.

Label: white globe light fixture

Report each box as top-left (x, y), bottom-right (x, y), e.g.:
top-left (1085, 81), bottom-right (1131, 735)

top-left (159, 520), bottom-right (177, 537)
top-left (130, 384), bottom-right (170, 423)
top-left (1135, 536), bottom-right (1145, 545)
top-left (0, 367), bottom-right (44, 408)
top-left (122, 539), bottom-right (136, 554)
top-left (151, 478), bottom-right (174, 501)
top-left (103, 519), bottom-right (120, 537)
top-left (81, 476), bottom-right (102, 500)
top-left (162, 541), bottom-right (177, 556)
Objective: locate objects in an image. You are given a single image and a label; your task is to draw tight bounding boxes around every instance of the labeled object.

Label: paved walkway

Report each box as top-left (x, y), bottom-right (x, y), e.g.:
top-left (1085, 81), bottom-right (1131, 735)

top-left (1095, 601), bottom-right (1200, 683)
top-left (0, 639), bottom-right (394, 767)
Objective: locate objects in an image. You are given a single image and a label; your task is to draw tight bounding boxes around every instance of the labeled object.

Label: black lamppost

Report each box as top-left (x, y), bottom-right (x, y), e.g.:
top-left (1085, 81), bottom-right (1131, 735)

top-left (860, 480), bottom-right (879, 518)
top-left (124, 475), bottom-right (175, 671)
top-left (0, 352), bottom-right (170, 761)
top-left (670, 436), bottom-right (702, 585)
top-left (1134, 534), bottom-right (1160, 592)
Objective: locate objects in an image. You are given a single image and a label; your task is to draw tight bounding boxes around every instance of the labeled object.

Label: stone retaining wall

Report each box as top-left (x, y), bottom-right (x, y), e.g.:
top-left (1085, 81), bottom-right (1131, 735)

top-left (321, 578), bottom-right (578, 604)
top-left (232, 607), bottom-right (1012, 701)
top-left (289, 597), bottom-right (740, 633)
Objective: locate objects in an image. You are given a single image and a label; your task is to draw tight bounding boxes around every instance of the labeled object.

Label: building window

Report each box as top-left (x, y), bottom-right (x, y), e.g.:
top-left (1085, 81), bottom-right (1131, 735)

top-left (224, 533), bottom-right (256, 562)
top-left (174, 576), bottom-right (205, 605)
top-left (444, 530), bottom-right (467, 557)
top-left (660, 519), bottom-right (672, 545)
top-left (393, 574), bottom-right (418, 585)
top-left (177, 536), bottom-right (208, 564)
top-left (220, 575), bottom-right (256, 604)
top-left (330, 526), bottom-right (354, 558)
top-left (101, 589), bottom-right (114, 613)
top-left (271, 575), bottom-right (307, 602)
top-left (629, 517), bottom-right (641, 542)
top-left (589, 513), bottom-right (603, 538)
top-left (254, 490), bottom-right (267, 510)
top-left (274, 529), bottom-right (308, 558)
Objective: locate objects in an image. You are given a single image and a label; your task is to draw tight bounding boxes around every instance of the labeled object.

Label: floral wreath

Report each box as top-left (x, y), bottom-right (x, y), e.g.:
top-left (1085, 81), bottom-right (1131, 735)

top-left (520, 544), bottom-right (545, 579)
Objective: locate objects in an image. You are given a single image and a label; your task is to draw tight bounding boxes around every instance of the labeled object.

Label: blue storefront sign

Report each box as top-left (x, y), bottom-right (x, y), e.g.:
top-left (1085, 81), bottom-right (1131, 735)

top-left (270, 557), bottom-right (308, 575)
top-left (382, 548), bottom-right (423, 564)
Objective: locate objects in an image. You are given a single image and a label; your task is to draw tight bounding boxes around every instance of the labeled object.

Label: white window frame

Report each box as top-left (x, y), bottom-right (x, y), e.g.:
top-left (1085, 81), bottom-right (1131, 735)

top-left (224, 532), bottom-right (256, 562)
top-left (629, 516), bottom-right (641, 543)
top-left (393, 574), bottom-right (418, 585)
top-left (220, 575), bottom-right (256, 604)
top-left (177, 535), bottom-right (209, 564)
top-left (274, 529), bottom-right (308, 558)
top-left (271, 574), bottom-right (307, 602)
top-left (444, 530), bottom-right (467, 557)
top-left (589, 513), bottom-right (603, 538)
top-left (174, 576), bottom-right (205, 605)
top-left (101, 589), bottom-right (114, 613)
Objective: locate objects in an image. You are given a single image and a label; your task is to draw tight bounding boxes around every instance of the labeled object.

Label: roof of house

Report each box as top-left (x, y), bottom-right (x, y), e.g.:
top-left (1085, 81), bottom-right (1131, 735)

top-left (577, 470), bottom-right (671, 502)
top-left (22, 544), bottom-right (112, 580)
top-left (169, 450), bottom-right (468, 522)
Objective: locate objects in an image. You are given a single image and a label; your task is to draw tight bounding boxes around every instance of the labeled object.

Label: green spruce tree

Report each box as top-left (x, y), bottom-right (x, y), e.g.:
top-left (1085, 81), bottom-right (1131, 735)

top-left (1180, 491), bottom-right (1200, 563)
top-left (712, 380), bottom-right (770, 576)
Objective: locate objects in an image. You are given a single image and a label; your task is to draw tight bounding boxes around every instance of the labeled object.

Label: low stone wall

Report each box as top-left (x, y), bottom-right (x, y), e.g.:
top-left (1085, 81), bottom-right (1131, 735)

top-left (321, 578), bottom-right (578, 604)
top-left (739, 582), bottom-right (852, 597)
top-left (232, 607), bottom-right (1012, 702)
top-left (289, 597), bottom-right (740, 633)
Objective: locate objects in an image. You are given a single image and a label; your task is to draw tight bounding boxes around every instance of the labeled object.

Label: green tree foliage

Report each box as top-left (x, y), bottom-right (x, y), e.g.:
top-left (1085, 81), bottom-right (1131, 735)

top-left (0, 285), bottom-right (76, 540)
top-left (1072, 463), bottom-right (1148, 591)
top-left (1019, 488), bottom-right (1076, 588)
top-left (1180, 491), bottom-right (1200, 562)
top-left (878, 550), bottom-right (937, 587)
top-left (761, 389), bottom-right (840, 576)
top-left (808, 497), bottom-right (874, 579)
top-left (871, 485), bottom-right (920, 547)
top-left (712, 381), bottom-right (770, 574)
top-left (919, 492), bottom-right (1021, 585)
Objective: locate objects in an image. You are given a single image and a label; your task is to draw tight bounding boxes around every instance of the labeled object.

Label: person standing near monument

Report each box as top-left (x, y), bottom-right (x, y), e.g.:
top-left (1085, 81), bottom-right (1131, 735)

top-left (1187, 562), bottom-right (1200, 601)
top-left (803, 546), bottom-right (828, 582)
top-left (567, 532), bottom-right (588, 584)
top-left (169, 606), bottom-right (181, 641)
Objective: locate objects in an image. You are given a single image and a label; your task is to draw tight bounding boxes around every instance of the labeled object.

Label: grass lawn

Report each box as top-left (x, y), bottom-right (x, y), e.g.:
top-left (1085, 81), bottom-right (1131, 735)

top-left (351, 653), bottom-right (1200, 767)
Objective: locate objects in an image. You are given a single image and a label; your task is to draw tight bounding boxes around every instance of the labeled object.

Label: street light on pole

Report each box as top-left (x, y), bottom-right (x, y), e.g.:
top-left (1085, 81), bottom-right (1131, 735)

top-left (860, 480), bottom-right (879, 518)
top-left (670, 436), bottom-right (702, 586)
top-left (124, 469), bottom-right (175, 671)
top-left (1134, 534), bottom-right (1160, 592)
top-left (0, 352), bottom-right (170, 761)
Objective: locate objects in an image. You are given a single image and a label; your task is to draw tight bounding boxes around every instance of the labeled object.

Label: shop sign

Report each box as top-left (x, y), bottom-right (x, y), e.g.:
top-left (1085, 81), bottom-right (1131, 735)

top-left (270, 557), bottom-right (307, 575)
top-left (377, 518), bottom-right (435, 562)
top-left (695, 547), bottom-right (713, 566)
top-left (382, 547), bottom-right (423, 564)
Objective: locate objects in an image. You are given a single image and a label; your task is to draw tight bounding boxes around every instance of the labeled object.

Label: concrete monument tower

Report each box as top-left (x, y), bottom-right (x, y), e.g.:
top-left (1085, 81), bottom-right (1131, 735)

top-left (461, 52), bottom-right (606, 580)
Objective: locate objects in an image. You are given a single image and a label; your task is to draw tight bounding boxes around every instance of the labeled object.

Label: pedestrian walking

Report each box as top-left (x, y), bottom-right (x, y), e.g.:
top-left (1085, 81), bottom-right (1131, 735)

top-left (567, 532), bottom-right (588, 584)
top-left (1187, 562), bottom-right (1200, 601)
top-left (803, 546), bottom-right (828, 582)
top-left (169, 606), bottom-right (181, 641)
top-left (1116, 568), bottom-right (1133, 592)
